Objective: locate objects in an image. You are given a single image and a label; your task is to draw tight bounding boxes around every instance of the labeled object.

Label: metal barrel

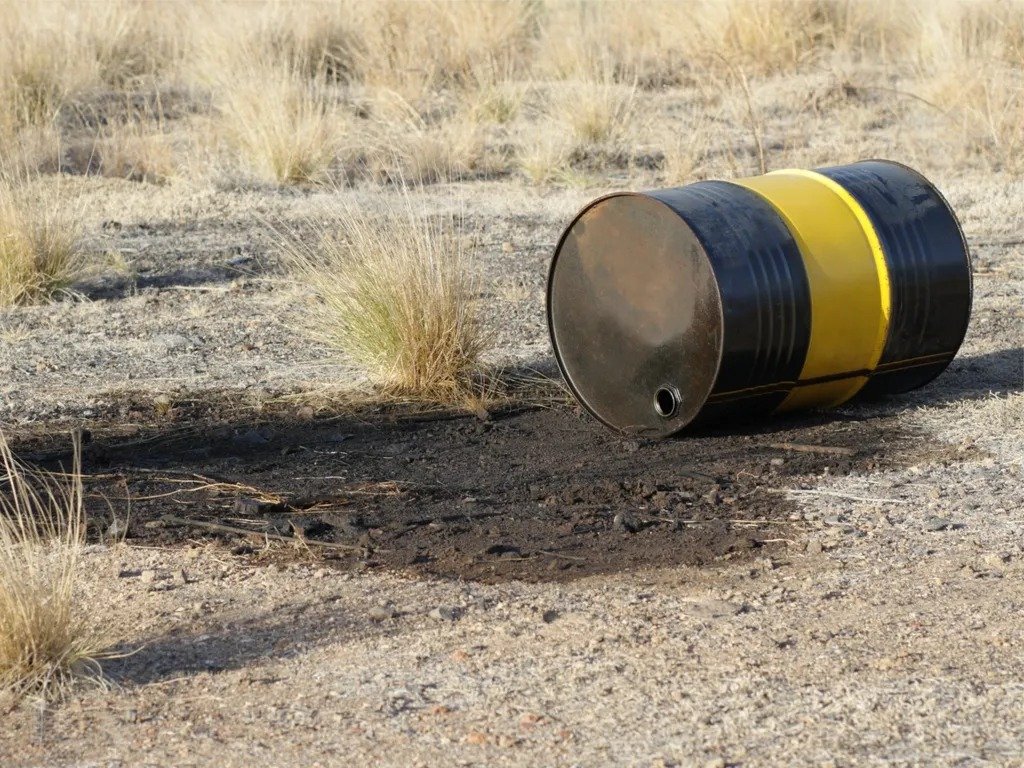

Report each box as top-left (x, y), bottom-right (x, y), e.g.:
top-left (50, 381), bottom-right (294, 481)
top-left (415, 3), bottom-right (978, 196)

top-left (546, 159), bottom-right (972, 437)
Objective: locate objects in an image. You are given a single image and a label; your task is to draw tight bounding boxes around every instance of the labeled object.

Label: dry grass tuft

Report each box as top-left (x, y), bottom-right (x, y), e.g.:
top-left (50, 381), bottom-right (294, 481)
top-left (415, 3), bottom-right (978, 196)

top-left (0, 431), bottom-right (109, 701)
top-left (557, 78), bottom-right (638, 146)
top-left (518, 130), bottom-right (574, 184)
top-left (214, 61), bottom-right (346, 185)
top-left (280, 192), bottom-right (487, 403)
top-left (0, 179), bottom-right (83, 307)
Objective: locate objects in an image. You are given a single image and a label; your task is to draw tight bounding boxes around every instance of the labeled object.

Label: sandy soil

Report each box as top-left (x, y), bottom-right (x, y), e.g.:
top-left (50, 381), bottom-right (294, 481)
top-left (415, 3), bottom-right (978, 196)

top-left (1, 91), bottom-right (1022, 766)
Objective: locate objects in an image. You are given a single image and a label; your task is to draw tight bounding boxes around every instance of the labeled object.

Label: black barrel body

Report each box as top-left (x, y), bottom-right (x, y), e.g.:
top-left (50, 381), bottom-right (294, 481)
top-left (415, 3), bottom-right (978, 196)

top-left (546, 159), bottom-right (972, 437)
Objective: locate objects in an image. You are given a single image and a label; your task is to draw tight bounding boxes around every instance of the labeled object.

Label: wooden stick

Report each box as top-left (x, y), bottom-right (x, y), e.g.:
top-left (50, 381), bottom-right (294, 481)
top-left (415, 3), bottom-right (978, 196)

top-left (158, 514), bottom-right (369, 551)
top-left (769, 442), bottom-right (857, 457)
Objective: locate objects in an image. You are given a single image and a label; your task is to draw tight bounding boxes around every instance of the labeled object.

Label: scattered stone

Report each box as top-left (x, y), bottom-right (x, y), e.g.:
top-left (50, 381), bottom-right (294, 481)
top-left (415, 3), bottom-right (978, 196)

top-left (153, 333), bottom-right (191, 352)
top-left (118, 568), bottom-right (141, 578)
top-left (428, 606), bottom-right (459, 622)
top-left (464, 731), bottom-right (489, 745)
top-left (519, 712), bottom-right (544, 729)
top-left (313, 568), bottom-right (330, 579)
top-left (172, 568), bottom-right (188, 586)
top-left (613, 512), bottom-right (639, 533)
top-left (233, 429), bottom-right (270, 446)
top-left (234, 497), bottom-right (261, 515)
top-left (541, 609), bottom-right (559, 624)
top-left (681, 599), bottom-right (744, 620)
top-left (823, 514), bottom-right (845, 525)
top-left (368, 605), bottom-right (397, 622)
top-left (806, 538), bottom-right (824, 556)
top-left (106, 518), bottom-right (128, 540)
top-left (923, 515), bottom-right (955, 532)
top-left (139, 569), bottom-right (157, 584)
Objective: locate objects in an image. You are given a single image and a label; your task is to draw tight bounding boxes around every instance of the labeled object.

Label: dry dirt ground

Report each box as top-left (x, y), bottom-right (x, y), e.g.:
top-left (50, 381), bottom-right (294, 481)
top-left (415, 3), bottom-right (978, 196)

top-left (1, 144), bottom-right (1023, 765)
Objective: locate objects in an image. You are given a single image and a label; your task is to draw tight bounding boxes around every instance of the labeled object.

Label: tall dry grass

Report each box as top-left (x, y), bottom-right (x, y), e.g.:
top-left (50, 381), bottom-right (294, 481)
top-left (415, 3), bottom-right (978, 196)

top-left (0, 0), bottom-right (1021, 182)
top-left (212, 59), bottom-right (347, 185)
top-left (0, 179), bottom-right (83, 307)
top-left (279, 192), bottom-right (487, 402)
top-left (0, 431), bottom-right (109, 701)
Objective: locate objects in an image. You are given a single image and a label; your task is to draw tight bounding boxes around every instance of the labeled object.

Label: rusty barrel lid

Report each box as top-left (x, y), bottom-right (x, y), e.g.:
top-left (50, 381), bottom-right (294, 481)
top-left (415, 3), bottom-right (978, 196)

top-left (547, 182), bottom-right (811, 437)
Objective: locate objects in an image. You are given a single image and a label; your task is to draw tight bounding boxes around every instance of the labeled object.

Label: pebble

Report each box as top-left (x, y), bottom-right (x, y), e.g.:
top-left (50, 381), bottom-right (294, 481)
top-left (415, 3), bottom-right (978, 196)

top-left (541, 609), bottom-right (559, 624)
top-left (139, 569), bottom-right (157, 584)
top-left (613, 512), bottom-right (639, 533)
top-left (368, 605), bottom-right (397, 622)
top-left (428, 606), bottom-right (459, 622)
top-left (681, 599), bottom-right (744, 620)
top-left (923, 515), bottom-right (954, 531)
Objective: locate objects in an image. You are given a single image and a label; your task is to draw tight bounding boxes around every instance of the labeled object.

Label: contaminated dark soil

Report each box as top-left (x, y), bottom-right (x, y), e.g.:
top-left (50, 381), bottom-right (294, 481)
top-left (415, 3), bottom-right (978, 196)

top-left (16, 400), bottom-right (958, 583)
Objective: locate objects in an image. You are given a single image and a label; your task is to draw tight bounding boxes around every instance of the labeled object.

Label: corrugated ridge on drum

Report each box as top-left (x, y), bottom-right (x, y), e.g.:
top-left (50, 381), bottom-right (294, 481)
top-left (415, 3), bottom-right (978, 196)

top-left (823, 165), bottom-right (926, 363)
top-left (671, 182), bottom-right (808, 393)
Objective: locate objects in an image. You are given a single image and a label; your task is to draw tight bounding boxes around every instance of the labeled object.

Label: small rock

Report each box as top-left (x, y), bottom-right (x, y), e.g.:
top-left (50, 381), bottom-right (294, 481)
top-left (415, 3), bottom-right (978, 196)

top-left (613, 512), bottom-right (639, 533)
top-left (368, 605), bottom-right (397, 622)
top-left (139, 569), bottom-right (157, 584)
top-left (769, 458), bottom-right (785, 467)
top-left (978, 552), bottom-right (1010, 571)
top-left (806, 538), bottom-right (823, 555)
top-left (823, 514), bottom-right (845, 525)
top-left (923, 515), bottom-right (954, 532)
top-left (681, 599), bottom-right (744, 620)
top-left (234, 497), bottom-right (261, 515)
top-left (172, 568), bottom-right (188, 586)
top-left (464, 731), bottom-right (489, 745)
top-left (152, 333), bottom-right (191, 352)
top-left (106, 518), bottom-right (128, 540)
top-left (541, 609), bottom-right (559, 624)
top-left (313, 568), bottom-right (330, 579)
top-left (233, 429), bottom-right (269, 446)
top-left (428, 606), bottom-right (459, 622)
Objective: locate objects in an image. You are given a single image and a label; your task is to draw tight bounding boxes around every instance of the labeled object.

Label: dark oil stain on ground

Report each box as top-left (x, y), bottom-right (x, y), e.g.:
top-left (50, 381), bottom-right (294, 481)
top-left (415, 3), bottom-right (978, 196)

top-left (22, 399), bottom-right (959, 584)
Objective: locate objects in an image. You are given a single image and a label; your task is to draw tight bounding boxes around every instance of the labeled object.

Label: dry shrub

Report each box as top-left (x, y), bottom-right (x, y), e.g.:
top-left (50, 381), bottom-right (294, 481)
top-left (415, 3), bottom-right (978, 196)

top-left (214, 61), bottom-right (346, 185)
top-left (537, 0), bottom-right (831, 85)
top-left (518, 130), bottom-right (574, 184)
top-left (916, 1), bottom-right (1024, 170)
top-left (0, 179), bottom-right (83, 306)
top-left (280, 192), bottom-right (487, 402)
top-left (0, 431), bottom-right (109, 701)
top-left (556, 77), bottom-right (638, 145)
top-left (662, 120), bottom-right (713, 185)
top-left (350, 0), bottom-right (539, 100)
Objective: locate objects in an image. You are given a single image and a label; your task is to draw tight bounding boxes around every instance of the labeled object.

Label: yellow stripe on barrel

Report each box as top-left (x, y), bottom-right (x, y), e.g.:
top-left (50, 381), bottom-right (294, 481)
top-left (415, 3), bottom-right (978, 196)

top-left (732, 169), bottom-right (891, 410)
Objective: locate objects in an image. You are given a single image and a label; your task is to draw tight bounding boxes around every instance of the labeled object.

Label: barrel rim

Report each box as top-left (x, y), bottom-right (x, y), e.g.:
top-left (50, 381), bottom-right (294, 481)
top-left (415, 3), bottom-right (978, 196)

top-left (545, 190), bottom-right (725, 436)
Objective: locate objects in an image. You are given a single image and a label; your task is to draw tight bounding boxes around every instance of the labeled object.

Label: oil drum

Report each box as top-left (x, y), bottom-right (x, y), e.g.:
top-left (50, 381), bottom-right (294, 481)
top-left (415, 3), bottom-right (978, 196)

top-left (546, 159), bottom-right (972, 437)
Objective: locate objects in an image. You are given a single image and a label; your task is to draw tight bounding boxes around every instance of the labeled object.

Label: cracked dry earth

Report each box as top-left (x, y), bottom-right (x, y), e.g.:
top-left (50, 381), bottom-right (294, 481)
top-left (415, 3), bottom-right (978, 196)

top-left (0, 169), bottom-right (1022, 767)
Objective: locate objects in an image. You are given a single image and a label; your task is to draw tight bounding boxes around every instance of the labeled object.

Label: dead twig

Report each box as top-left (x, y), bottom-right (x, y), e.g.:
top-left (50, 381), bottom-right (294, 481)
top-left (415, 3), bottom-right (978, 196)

top-left (769, 442), bottom-right (857, 457)
top-left (158, 515), bottom-right (371, 551)
top-left (777, 488), bottom-right (908, 505)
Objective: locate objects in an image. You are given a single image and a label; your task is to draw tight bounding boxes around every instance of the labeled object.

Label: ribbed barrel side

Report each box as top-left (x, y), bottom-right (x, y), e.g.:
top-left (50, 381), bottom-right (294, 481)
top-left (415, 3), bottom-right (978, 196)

top-left (817, 160), bottom-right (972, 395)
top-left (649, 182), bottom-right (812, 423)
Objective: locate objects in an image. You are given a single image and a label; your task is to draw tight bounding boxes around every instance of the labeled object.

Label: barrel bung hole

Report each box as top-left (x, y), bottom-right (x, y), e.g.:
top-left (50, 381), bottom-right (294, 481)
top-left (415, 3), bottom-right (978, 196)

top-left (654, 386), bottom-right (680, 418)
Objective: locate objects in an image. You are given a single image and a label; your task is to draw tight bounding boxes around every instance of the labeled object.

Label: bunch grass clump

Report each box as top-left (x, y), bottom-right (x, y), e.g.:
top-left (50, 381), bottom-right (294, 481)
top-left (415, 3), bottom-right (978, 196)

top-left (214, 60), bottom-right (346, 185)
top-left (281, 192), bottom-right (487, 403)
top-left (0, 180), bottom-right (83, 307)
top-left (0, 431), bottom-right (109, 701)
